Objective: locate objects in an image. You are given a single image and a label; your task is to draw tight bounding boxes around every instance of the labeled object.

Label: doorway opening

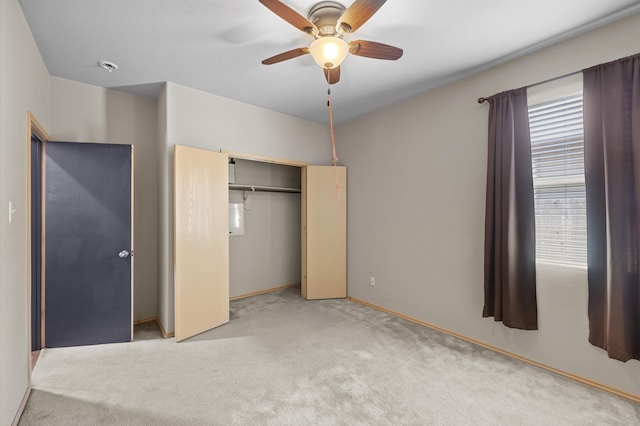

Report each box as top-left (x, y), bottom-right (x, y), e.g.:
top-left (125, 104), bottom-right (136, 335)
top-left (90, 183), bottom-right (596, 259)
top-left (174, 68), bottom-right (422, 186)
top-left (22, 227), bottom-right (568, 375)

top-left (221, 150), bottom-right (347, 301)
top-left (228, 157), bottom-right (302, 300)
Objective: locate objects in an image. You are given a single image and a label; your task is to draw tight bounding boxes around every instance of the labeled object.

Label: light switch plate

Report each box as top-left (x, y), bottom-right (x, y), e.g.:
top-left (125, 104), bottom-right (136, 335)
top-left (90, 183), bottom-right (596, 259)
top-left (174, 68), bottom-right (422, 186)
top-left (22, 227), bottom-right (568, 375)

top-left (8, 201), bottom-right (16, 223)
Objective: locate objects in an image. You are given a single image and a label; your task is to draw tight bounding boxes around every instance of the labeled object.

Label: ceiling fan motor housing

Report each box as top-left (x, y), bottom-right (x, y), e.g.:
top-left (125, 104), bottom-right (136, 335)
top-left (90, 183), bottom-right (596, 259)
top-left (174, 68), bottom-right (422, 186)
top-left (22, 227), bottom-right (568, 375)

top-left (308, 1), bottom-right (346, 37)
top-left (259, 0), bottom-right (403, 84)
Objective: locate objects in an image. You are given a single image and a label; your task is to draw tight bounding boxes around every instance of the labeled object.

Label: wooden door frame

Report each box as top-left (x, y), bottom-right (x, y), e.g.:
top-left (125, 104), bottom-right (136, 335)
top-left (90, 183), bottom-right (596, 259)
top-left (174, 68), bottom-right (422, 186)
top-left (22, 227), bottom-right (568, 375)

top-left (220, 149), bottom-right (308, 168)
top-left (26, 112), bottom-right (49, 375)
top-left (26, 119), bottom-right (135, 353)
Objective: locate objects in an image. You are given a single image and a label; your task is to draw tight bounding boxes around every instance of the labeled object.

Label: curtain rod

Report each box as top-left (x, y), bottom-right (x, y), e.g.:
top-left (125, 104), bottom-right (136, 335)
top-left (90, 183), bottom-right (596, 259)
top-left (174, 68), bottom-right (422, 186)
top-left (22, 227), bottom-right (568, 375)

top-left (477, 69), bottom-right (581, 104)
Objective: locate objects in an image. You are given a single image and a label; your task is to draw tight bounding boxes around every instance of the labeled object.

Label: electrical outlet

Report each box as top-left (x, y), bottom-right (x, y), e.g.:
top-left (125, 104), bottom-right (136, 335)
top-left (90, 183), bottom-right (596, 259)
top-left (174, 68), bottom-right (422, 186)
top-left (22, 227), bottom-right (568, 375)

top-left (370, 276), bottom-right (375, 286)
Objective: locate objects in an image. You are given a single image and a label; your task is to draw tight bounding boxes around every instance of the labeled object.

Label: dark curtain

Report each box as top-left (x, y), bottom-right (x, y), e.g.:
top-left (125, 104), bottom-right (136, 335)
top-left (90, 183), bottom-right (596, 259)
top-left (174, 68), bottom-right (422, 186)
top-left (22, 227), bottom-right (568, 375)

top-left (583, 53), bottom-right (640, 362)
top-left (483, 88), bottom-right (538, 330)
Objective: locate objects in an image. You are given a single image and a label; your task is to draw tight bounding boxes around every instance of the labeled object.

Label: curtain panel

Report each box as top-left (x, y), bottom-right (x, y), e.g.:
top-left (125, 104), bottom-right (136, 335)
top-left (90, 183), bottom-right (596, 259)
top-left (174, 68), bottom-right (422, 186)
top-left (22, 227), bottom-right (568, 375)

top-left (583, 53), bottom-right (640, 362)
top-left (483, 88), bottom-right (538, 330)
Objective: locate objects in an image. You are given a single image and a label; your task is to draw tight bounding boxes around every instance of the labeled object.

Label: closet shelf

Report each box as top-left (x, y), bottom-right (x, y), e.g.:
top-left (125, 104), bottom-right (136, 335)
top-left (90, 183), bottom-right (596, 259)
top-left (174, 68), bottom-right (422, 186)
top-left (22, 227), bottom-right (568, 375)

top-left (229, 184), bottom-right (301, 194)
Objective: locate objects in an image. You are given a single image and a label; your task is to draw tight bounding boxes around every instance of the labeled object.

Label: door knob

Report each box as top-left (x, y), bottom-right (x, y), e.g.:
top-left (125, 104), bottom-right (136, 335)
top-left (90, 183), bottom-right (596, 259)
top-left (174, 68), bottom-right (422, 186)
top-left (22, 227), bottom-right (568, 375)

top-left (118, 250), bottom-right (130, 258)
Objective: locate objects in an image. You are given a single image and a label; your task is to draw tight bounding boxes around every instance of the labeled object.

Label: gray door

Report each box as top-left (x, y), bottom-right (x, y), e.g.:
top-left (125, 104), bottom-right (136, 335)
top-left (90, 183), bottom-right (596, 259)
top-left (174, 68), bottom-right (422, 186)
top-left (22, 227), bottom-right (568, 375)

top-left (45, 142), bottom-right (132, 348)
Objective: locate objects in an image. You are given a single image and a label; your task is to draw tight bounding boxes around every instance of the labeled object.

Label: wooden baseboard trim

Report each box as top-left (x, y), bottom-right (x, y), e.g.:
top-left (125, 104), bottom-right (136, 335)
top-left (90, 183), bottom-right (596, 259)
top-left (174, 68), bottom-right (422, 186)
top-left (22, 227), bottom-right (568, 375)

top-left (230, 283), bottom-right (300, 301)
top-left (133, 316), bottom-right (158, 326)
top-left (347, 296), bottom-right (640, 404)
top-left (12, 385), bottom-right (31, 426)
top-left (134, 316), bottom-right (175, 338)
top-left (156, 318), bottom-right (175, 339)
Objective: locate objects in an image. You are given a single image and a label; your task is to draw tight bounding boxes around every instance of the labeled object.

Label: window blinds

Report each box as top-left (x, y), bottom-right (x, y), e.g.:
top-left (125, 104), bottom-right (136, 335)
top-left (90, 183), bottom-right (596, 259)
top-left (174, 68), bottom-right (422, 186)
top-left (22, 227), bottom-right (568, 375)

top-left (528, 94), bottom-right (587, 267)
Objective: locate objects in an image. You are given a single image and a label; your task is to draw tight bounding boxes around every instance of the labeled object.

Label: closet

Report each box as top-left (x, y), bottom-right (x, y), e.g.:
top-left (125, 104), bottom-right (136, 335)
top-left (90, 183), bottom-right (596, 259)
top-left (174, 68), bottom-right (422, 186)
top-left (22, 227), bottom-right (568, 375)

top-left (228, 158), bottom-right (302, 299)
top-left (173, 146), bottom-right (346, 342)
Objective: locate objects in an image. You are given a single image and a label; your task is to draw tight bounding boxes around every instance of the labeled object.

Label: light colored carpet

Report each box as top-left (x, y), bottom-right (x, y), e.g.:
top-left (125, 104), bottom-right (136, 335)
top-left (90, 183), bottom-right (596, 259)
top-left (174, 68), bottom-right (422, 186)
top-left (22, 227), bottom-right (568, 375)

top-left (19, 287), bottom-right (640, 425)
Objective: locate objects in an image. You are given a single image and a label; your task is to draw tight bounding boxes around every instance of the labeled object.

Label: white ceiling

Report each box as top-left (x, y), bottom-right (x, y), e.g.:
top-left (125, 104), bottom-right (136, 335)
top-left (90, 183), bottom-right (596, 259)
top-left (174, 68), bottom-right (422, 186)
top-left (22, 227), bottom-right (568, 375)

top-left (19, 0), bottom-right (640, 124)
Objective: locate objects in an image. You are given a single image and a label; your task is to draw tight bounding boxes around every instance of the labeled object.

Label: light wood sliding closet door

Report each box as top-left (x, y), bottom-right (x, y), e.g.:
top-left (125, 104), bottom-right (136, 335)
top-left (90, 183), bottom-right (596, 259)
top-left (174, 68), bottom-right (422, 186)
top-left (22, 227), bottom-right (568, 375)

top-left (302, 166), bottom-right (347, 299)
top-left (174, 145), bottom-right (229, 342)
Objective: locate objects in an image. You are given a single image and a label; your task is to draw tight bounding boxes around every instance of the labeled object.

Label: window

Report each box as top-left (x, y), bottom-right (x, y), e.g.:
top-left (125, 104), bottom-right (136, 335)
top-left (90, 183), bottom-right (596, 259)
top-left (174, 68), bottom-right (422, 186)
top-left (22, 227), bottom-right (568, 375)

top-left (528, 94), bottom-right (587, 267)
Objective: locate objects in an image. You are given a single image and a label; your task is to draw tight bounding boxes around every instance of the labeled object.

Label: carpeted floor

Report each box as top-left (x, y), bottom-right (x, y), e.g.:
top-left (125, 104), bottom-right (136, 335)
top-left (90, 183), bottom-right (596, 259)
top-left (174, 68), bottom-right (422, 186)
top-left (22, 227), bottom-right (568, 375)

top-left (19, 287), bottom-right (640, 425)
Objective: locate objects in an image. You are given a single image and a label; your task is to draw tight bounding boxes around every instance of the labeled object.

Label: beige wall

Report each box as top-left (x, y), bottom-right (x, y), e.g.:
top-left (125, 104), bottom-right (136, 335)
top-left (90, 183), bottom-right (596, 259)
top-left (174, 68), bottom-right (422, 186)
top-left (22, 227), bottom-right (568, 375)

top-left (159, 82), bottom-right (333, 332)
top-left (3, 1), bottom-right (638, 422)
top-left (336, 13), bottom-right (640, 396)
top-left (49, 77), bottom-right (160, 322)
top-left (0, 0), bottom-right (51, 423)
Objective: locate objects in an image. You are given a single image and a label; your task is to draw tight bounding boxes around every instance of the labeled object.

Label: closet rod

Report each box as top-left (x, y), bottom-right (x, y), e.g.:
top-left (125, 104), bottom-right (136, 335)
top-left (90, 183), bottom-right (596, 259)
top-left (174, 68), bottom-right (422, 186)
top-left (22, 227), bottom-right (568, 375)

top-left (229, 184), bottom-right (301, 194)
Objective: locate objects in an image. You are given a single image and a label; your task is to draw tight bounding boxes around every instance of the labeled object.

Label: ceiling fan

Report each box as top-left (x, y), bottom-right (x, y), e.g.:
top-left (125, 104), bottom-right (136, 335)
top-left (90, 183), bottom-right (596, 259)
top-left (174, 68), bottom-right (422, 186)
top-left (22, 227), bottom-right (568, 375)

top-left (259, 0), bottom-right (403, 84)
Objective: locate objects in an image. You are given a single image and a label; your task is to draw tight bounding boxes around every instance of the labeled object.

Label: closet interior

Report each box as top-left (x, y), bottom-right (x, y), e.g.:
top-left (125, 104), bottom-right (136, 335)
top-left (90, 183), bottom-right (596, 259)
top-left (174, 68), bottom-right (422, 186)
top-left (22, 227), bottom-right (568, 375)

top-left (228, 158), bottom-right (302, 299)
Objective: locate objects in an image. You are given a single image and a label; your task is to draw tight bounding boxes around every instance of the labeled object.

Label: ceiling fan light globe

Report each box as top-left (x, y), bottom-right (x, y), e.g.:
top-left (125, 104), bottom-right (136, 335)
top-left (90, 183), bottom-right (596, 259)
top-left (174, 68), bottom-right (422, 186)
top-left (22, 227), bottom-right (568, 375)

top-left (309, 37), bottom-right (348, 69)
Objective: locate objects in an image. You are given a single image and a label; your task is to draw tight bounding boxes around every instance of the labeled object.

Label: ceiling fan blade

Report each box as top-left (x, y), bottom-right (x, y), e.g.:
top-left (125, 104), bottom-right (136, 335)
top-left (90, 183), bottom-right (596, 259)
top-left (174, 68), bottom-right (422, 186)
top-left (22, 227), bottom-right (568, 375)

top-left (348, 40), bottom-right (403, 60)
top-left (262, 47), bottom-right (310, 65)
top-left (324, 66), bottom-right (341, 84)
top-left (337, 0), bottom-right (387, 33)
top-left (259, 0), bottom-right (318, 35)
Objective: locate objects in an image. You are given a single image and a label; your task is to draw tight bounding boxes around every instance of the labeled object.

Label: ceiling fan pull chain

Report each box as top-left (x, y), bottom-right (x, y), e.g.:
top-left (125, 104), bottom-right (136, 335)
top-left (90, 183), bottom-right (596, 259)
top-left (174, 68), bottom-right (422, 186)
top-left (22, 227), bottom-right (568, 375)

top-left (327, 81), bottom-right (341, 195)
